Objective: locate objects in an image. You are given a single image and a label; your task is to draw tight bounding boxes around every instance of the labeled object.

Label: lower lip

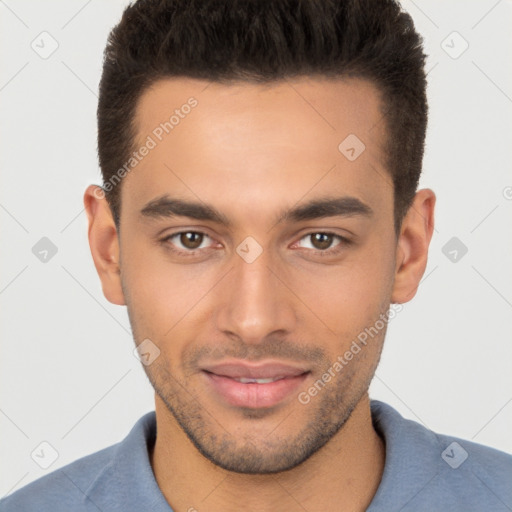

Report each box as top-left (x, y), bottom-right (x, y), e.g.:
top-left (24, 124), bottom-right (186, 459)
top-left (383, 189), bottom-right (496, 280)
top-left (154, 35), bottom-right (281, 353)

top-left (203, 371), bottom-right (309, 409)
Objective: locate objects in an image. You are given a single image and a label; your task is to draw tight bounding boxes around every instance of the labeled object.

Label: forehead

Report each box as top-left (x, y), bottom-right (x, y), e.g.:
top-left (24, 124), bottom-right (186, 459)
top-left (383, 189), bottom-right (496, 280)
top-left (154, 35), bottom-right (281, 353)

top-left (122, 76), bottom-right (392, 225)
top-left (134, 76), bottom-right (385, 151)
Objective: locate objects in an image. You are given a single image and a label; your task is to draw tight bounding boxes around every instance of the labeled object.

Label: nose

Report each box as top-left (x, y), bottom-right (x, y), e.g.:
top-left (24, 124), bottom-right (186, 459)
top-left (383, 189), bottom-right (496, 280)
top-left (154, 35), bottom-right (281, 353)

top-left (216, 244), bottom-right (297, 345)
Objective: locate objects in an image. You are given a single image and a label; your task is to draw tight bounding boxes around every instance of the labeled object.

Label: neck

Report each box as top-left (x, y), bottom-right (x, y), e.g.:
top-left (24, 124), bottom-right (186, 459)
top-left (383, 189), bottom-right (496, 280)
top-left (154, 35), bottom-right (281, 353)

top-left (150, 394), bottom-right (385, 512)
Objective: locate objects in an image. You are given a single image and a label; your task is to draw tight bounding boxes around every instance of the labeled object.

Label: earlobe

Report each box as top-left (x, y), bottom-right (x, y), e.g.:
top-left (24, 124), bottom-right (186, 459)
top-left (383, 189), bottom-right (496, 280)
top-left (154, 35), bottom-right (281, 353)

top-left (83, 185), bottom-right (126, 306)
top-left (391, 189), bottom-right (436, 304)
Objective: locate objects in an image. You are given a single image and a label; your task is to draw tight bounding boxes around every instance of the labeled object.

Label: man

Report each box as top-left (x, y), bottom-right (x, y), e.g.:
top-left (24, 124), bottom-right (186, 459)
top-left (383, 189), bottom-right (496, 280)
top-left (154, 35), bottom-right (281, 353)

top-left (1, 0), bottom-right (511, 510)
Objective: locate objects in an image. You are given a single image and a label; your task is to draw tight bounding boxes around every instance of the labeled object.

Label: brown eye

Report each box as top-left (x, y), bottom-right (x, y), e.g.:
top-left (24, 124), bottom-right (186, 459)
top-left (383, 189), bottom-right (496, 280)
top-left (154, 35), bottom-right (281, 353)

top-left (310, 233), bottom-right (335, 250)
top-left (179, 232), bottom-right (204, 249)
top-left (296, 232), bottom-right (346, 253)
top-left (160, 230), bottom-right (216, 256)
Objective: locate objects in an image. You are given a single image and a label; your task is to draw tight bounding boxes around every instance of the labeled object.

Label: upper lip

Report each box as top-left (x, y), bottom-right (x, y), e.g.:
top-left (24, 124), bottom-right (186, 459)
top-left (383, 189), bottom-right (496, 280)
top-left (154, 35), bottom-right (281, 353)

top-left (202, 360), bottom-right (309, 379)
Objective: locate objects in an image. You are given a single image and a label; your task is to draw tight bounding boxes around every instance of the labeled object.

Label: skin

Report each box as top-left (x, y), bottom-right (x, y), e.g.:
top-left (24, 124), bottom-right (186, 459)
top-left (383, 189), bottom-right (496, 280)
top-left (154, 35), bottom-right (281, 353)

top-left (84, 76), bottom-right (435, 512)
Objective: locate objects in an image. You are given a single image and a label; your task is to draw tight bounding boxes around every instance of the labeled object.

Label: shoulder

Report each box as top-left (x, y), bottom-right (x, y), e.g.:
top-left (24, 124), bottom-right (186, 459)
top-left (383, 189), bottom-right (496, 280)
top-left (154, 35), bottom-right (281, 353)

top-left (429, 429), bottom-right (512, 508)
top-left (0, 444), bottom-right (118, 512)
top-left (369, 400), bottom-right (512, 511)
top-left (0, 412), bottom-right (158, 512)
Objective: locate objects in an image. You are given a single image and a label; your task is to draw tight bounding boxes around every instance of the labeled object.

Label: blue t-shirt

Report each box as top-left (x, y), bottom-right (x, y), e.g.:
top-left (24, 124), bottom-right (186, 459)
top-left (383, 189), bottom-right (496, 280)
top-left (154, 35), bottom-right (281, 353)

top-left (1, 400), bottom-right (511, 511)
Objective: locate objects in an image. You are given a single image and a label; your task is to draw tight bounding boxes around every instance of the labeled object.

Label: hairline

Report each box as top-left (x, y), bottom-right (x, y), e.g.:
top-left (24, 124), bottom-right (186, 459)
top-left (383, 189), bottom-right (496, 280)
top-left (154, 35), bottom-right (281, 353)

top-left (110, 72), bottom-right (407, 237)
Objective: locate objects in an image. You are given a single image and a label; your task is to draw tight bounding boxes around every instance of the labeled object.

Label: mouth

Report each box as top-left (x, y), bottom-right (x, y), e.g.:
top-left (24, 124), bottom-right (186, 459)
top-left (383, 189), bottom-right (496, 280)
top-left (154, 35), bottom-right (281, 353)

top-left (228, 376), bottom-right (286, 384)
top-left (201, 361), bottom-right (310, 409)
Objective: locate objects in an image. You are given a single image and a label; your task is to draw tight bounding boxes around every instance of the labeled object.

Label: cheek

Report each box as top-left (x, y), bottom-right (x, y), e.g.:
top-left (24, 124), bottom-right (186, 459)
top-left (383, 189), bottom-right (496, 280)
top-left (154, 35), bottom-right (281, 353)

top-left (120, 238), bottom-right (216, 337)
top-left (292, 242), bottom-right (396, 340)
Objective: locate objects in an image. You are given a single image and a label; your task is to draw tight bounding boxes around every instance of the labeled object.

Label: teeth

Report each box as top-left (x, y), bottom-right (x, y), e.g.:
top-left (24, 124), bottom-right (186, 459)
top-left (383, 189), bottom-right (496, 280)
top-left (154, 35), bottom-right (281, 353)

top-left (233, 377), bottom-right (282, 384)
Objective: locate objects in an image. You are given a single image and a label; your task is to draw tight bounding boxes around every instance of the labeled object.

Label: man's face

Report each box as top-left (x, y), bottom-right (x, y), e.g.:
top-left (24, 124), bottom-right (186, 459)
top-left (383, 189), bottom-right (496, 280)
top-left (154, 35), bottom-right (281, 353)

top-left (116, 77), bottom-right (398, 473)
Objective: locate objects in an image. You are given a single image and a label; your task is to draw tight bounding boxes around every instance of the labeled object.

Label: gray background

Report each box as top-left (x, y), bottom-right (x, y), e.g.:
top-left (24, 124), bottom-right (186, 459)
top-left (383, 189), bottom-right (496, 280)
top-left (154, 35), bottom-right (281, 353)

top-left (1, 0), bottom-right (511, 496)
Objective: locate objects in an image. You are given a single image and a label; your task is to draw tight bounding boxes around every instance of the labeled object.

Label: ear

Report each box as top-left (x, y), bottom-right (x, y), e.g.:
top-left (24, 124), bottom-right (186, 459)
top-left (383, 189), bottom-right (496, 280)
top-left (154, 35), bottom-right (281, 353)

top-left (391, 188), bottom-right (436, 303)
top-left (83, 185), bottom-right (125, 306)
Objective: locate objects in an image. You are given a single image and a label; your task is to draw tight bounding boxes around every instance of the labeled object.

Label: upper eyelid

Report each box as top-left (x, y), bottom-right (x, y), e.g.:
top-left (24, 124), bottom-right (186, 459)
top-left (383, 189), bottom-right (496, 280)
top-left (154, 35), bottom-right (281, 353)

top-left (292, 232), bottom-right (348, 250)
top-left (164, 230), bottom-right (214, 246)
top-left (295, 232), bottom-right (345, 243)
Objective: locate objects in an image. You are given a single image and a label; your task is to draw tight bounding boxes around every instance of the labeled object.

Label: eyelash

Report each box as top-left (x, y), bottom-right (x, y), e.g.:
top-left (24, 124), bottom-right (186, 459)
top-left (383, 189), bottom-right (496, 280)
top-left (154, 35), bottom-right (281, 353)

top-left (159, 231), bottom-right (351, 257)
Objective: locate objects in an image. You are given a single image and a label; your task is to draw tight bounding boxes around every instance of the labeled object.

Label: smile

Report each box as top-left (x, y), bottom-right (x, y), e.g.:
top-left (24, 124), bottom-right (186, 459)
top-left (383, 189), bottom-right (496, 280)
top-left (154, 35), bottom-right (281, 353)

top-left (201, 360), bottom-right (310, 409)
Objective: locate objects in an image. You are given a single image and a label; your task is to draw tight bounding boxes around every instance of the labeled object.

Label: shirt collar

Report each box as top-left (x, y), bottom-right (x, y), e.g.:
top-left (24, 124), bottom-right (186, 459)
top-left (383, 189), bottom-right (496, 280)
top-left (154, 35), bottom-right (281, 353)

top-left (86, 411), bottom-right (173, 511)
top-left (367, 400), bottom-right (442, 510)
top-left (86, 401), bottom-right (442, 511)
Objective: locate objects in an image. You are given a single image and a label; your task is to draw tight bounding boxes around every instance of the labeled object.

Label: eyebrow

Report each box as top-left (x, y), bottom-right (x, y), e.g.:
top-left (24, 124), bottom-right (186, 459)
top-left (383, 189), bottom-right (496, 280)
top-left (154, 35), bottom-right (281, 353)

top-left (139, 195), bottom-right (373, 226)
